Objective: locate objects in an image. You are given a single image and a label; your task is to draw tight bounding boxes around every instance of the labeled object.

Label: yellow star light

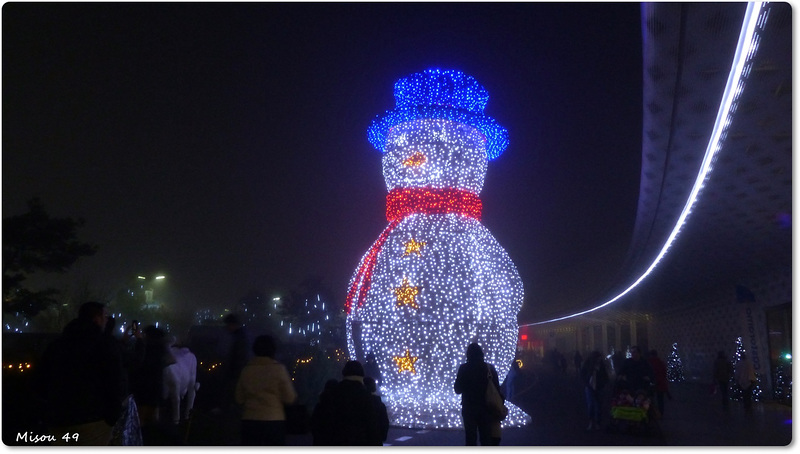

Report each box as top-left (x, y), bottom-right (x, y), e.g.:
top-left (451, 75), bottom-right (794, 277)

top-left (393, 349), bottom-right (418, 374)
top-left (403, 238), bottom-right (426, 257)
top-left (394, 278), bottom-right (420, 309)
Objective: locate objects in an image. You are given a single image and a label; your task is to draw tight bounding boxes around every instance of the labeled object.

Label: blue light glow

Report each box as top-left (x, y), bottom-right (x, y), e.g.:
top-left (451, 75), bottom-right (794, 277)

top-left (523, 2), bottom-right (769, 326)
top-left (367, 69), bottom-right (509, 160)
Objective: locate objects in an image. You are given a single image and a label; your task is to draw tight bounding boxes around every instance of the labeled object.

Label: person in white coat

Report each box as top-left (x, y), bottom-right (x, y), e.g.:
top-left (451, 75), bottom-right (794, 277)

top-left (235, 335), bottom-right (297, 445)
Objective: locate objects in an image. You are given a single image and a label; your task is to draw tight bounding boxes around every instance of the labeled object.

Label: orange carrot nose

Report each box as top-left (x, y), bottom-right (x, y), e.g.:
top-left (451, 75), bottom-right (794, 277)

top-left (403, 151), bottom-right (426, 167)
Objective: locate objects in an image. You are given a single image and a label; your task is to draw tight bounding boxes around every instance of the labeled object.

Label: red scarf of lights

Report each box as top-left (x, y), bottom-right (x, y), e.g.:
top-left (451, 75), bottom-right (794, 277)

top-left (386, 187), bottom-right (482, 221)
top-left (346, 187), bottom-right (482, 314)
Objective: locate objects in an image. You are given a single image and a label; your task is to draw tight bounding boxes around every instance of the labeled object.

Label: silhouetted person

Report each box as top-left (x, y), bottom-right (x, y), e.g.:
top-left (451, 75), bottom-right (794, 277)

top-left (224, 314), bottom-right (249, 381)
top-left (235, 335), bottom-right (297, 445)
top-left (712, 351), bottom-right (734, 410)
top-left (222, 313), bottom-right (250, 410)
top-left (121, 320), bottom-right (144, 380)
top-left (580, 351), bottom-right (609, 430)
top-left (454, 342), bottom-right (503, 446)
top-left (736, 352), bottom-right (756, 412)
top-left (34, 301), bottom-right (125, 445)
top-left (647, 349), bottom-right (669, 417)
top-left (573, 350), bottom-right (583, 376)
top-left (311, 379), bottom-right (339, 445)
top-left (611, 350), bottom-right (625, 377)
top-left (364, 352), bottom-right (381, 388)
top-left (311, 360), bottom-right (380, 445)
top-left (103, 315), bottom-right (130, 396)
top-left (503, 359), bottom-right (520, 400)
top-left (364, 376), bottom-right (389, 444)
top-left (322, 378), bottom-right (338, 393)
top-left (129, 325), bottom-right (177, 444)
top-left (618, 346), bottom-right (653, 392)
top-left (103, 315), bottom-right (117, 337)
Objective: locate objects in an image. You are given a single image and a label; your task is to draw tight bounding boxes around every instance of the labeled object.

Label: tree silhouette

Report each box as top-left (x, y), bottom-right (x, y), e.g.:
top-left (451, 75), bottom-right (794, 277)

top-left (3, 198), bottom-right (97, 318)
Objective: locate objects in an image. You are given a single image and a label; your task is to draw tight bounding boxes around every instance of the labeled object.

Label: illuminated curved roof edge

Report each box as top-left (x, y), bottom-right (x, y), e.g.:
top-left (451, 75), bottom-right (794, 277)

top-left (522, 2), bottom-right (768, 327)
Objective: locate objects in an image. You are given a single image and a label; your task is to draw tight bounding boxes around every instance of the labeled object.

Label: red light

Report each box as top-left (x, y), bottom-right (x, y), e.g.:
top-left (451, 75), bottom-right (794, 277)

top-left (346, 220), bottom-right (401, 314)
top-left (520, 334), bottom-right (528, 340)
top-left (347, 187), bottom-right (484, 314)
top-left (386, 187), bottom-right (482, 221)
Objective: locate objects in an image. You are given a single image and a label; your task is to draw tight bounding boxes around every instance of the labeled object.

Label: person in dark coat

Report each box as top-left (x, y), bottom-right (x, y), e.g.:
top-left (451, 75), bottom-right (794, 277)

top-left (647, 349), bottom-right (669, 416)
top-left (220, 313), bottom-right (250, 411)
top-left (311, 378), bottom-right (339, 445)
top-left (128, 325), bottom-right (176, 444)
top-left (580, 351), bottom-right (609, 430)
top-left (712, 350), bottom-right (734, 410)
top-left (573, 350), bottom-right (583, 377)
top-left (364, 352), bottom-right (382, 388)
top-left (364, 376), bottom-right (389, 444)
top-left (34, 301), bottom-right (125, 445)
top-left (311, 360), bottom-right (380, 445)
top-left (224, 314), bottom-right (250, 382)
top-left (618, 346), bottom-right (653, 392)
top-left (454, 342), bottom-right (503, 446)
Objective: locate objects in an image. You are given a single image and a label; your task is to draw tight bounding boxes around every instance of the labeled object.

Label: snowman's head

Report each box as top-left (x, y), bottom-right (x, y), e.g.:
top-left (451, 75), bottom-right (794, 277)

top-left (382, 119), bottom-right (488, 194)
top-left (368, 69), bottom-right (509, 186)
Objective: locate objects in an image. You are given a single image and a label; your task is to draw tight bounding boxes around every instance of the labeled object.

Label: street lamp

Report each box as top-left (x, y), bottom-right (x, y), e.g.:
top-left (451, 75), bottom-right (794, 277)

top-left (137, 274), bottom-right (166, 309)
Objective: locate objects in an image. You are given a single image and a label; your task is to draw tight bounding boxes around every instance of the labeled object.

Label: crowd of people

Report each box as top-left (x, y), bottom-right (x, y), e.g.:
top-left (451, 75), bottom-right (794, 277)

top-left (31, 301), bottom-right (761, 446)
top-left (34, 301), bottom-right (193, 445)
top-left (574, 344), bottom-right (758, 432)
top-left (31, 303), bottom-right (514, 446)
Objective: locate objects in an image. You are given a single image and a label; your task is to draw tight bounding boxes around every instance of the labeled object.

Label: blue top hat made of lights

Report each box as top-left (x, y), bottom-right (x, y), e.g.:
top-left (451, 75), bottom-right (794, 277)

top-left (367, 68), bottom-right (509, 160)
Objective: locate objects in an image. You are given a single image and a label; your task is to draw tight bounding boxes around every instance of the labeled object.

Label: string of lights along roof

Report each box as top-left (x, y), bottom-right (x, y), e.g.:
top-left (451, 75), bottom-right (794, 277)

top-left (346, 68), bottom-right (530, 428)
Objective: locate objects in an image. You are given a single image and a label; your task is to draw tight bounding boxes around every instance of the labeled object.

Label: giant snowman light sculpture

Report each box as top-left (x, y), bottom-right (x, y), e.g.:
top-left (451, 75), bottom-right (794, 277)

top-left (345, 68), bottom-right (531, 429)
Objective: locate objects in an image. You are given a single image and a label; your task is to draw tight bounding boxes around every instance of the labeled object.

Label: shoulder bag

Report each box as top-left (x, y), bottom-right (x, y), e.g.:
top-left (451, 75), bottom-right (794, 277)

top-left (485, 364), bottom-right (509, 420)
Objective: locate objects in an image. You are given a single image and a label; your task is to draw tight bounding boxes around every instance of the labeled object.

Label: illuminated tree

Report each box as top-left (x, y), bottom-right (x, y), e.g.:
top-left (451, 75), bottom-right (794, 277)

top-left (730, 336), bottom-right (764, 402)
top-left (774, 363), bottom-right (790, 401)
top-left (667, 342), bottom-right (684, 382)
top-left (345, 69), bottom-right (530, 428)
top-left (729, 337), bottom-right (745, 400)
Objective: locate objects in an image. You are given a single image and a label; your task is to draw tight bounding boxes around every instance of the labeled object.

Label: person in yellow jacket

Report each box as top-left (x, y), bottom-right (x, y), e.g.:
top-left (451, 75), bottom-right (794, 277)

top-left (235, 335), bottom-right (297, 445)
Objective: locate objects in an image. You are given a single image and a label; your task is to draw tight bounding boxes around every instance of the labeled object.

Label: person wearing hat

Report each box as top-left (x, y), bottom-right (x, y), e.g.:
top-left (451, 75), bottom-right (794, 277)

top-left (311, 360), bottom-right (380, 445)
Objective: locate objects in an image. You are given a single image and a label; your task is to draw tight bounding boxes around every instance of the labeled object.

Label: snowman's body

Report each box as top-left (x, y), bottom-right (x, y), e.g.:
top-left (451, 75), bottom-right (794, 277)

top-left (346, 116), bottom-right (530, 428)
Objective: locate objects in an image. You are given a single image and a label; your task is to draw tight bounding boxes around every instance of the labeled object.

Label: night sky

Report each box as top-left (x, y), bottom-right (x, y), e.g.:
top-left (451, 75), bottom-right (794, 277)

top-left (2, 3), bottom-right (643, 324)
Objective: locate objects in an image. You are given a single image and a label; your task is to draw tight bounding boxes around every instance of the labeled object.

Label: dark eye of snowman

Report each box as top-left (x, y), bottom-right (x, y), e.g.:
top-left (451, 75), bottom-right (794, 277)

top-left (403, 151), bottom-right (426, 167)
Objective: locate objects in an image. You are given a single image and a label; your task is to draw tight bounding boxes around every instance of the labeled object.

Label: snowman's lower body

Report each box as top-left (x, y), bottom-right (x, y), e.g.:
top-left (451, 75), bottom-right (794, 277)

top-left (383, 394), bottom-right (531, 429)
top-left (346, 213), bottom-right (531, 428)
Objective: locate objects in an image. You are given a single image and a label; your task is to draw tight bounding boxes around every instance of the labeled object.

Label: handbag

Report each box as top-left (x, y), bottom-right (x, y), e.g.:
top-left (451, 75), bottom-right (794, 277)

top-left (110, 394), bottom-right (143, 446)
top-left (485, 364), bottom-right (509, 420)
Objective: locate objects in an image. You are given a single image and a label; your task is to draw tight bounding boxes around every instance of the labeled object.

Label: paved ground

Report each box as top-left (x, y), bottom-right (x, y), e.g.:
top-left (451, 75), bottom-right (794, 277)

top-left (373, 365), bottom-right (792, 447)
top-left (173, 362), bottom-right (792, 446)
top-left (4, 355), bottom-right (790, 447)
